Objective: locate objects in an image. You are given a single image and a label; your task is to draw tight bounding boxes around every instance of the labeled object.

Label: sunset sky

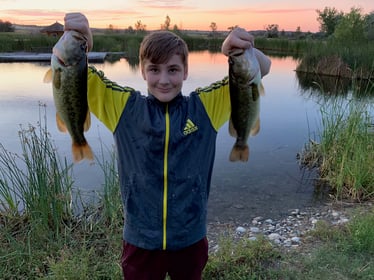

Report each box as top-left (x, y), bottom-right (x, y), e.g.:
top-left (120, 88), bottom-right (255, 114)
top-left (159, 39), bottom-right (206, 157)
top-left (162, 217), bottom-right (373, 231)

top-left (0, 0), bottom-right (372, 32)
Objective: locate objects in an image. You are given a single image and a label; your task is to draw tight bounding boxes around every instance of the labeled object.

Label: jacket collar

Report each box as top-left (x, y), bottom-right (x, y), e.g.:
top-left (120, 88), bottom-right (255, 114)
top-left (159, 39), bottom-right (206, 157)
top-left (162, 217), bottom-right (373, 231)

top-left (147, 92), bottom-right (184, 111)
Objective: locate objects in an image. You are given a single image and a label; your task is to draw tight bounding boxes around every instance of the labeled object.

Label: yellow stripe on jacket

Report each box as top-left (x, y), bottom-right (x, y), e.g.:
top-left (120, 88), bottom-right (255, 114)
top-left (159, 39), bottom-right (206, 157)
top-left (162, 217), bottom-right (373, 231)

top-left (87, 66), bottom-right (133, 133)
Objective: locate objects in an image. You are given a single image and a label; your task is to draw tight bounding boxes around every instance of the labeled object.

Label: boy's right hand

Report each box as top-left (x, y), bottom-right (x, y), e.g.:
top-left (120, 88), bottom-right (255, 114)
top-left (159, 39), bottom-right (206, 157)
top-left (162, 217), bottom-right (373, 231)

top-left (221, 27), bottom-right (254, 56)
top-left (64, 12), bottom-right (93, 52)
top-left (222, 27), bottom-right (271, 78)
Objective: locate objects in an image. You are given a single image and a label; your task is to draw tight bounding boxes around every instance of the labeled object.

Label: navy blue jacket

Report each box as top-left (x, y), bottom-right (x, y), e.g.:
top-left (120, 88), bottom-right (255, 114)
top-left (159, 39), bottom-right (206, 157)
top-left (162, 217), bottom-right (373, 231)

top-left (88, 67), bottom-right (231, 250)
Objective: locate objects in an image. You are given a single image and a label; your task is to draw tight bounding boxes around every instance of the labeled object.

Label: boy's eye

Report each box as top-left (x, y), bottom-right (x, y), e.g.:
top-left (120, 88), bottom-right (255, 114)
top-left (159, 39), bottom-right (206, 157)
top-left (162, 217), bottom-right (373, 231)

top-left (169, 67), bottom-right (179, 73)
top-left (148, 67), bottom-right (159, 73)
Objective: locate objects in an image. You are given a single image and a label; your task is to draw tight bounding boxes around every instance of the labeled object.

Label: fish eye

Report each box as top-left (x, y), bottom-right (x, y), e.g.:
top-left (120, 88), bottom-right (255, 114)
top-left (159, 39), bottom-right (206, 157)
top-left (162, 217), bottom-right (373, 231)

top-left (80, 42), bottom-right (87, 51)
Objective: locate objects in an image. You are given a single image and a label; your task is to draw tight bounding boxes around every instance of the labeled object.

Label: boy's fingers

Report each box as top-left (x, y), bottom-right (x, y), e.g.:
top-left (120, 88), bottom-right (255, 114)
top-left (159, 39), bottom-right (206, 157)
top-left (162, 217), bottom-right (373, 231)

top-left (222, 27), bottom-right (254, 55)
top-left (64, 12), bottom-right (93, 52)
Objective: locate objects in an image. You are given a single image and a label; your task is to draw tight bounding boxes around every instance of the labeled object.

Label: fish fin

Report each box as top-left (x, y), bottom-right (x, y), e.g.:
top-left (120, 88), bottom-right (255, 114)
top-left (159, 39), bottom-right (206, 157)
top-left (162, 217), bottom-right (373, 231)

top-left (53, 69), bottom-right (61, 89)
top-left (259, 82), bottom-right (265, 96)
top-left (229, 144), bottom-right (249, 162)
top-left (43, 68), bottom-right (53, 83)
top-left (56, 113), bottom-right (68, 133)
top-left (250, 118), bottom-right (260, 136)
top-left (228, 118), bottom-right (237, 137)
top-left (84, 110), bottom-right (91, 132)
top-left (72, 142), bottom-right (94, 163)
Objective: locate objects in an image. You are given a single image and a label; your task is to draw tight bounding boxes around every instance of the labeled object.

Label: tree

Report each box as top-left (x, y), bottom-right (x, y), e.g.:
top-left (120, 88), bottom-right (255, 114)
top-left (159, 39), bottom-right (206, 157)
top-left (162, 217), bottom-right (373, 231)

top-left (0, 20), bottom-right (14, 32)
top-left (127, 26), bottom-right (134, 33)
top-left (210, 22), bottom-right (217, 32)
top-left (161, 15), bottom-right (171, 30)
top-left (295, 26), bottom-right (302, 38)
top-left (334, 7), bottom-right (366, 43)
top-left (265, 24), bottom-right (279, 38)
top-left (135, 20), bottom-right (146, 32)
top-left (316, 7), bottom-right (343, 36)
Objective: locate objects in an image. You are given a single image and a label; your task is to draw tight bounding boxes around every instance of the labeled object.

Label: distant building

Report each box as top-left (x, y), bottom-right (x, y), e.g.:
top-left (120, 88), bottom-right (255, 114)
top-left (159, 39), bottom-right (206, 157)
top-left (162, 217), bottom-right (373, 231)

top-left (40, 22), bottom-right (64, 37)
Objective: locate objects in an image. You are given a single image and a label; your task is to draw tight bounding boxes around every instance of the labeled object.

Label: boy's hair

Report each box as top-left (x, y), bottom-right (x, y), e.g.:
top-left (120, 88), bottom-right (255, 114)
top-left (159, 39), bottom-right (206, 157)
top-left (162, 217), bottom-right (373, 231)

top-left (139, 31), bottom-right (188, 68)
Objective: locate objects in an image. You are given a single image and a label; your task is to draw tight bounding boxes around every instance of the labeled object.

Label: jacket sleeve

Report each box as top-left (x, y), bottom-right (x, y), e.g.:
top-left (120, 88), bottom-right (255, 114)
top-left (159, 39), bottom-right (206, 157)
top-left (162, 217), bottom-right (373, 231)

top-left (87, 66), bottom-right (134, 133)
top-left (196, 76), bottom-right (231, 131)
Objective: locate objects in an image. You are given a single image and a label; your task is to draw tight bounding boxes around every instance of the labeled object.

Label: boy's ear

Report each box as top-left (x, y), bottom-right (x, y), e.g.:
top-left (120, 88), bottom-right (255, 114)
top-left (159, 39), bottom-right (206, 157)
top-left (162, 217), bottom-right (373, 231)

top-left (183, 65), bottom-right (188, 80)
top-left (141, 66), bottom-right (146, 80)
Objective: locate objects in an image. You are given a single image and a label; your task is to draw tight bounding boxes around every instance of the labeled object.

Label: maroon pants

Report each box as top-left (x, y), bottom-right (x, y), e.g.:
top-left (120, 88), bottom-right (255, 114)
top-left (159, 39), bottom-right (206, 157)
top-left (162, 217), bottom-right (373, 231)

top-left (121, 237), bottom-right (208, 280)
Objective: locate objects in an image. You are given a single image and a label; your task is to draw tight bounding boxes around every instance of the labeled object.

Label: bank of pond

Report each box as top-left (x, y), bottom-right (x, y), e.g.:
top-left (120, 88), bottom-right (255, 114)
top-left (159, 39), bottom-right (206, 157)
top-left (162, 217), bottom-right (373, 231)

top-left (0, 31), bottom-right (373, 82)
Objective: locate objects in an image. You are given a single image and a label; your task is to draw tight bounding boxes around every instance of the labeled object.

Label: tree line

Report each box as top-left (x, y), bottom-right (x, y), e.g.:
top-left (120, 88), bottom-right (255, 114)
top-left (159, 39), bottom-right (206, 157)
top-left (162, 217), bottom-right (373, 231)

top-left (108, 7), bottom-right (374, 42)
top-left (1, 6), bottom-right (373, 42)
top-left (0, 20), bottom-right (14, 32)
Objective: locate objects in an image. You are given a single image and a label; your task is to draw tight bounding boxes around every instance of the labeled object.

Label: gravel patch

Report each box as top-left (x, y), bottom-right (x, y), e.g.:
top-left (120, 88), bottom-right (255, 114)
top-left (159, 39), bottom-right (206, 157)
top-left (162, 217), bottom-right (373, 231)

top-left (207, 200), bottom-right (373, 253)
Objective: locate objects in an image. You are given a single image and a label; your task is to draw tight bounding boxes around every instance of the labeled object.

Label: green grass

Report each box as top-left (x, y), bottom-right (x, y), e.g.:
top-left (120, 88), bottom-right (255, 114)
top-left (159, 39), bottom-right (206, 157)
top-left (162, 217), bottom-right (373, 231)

top-left (0, 32), bottom-right (58, 52)
top-left (300, 96), bottom-right (374, 200)
top-left (0, 107), bottom-right (373, 278)
top-left (284, 208), bottom-right (374, 280)
top-left (203, 236), bottom-right (282, 279)
top-left (0, 107), bottom-right (123, 278)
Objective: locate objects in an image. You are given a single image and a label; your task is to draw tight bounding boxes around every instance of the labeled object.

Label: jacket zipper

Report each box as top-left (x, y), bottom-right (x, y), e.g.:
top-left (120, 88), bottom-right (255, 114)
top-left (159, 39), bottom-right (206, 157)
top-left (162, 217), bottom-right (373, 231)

top-left (163, 104), bottom-right (170, 250)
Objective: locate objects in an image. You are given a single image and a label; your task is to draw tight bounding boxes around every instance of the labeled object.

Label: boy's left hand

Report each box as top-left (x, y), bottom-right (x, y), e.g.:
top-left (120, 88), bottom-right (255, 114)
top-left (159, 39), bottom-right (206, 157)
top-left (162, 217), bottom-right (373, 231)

top-left (64, 12), bottom-right (93, 52)
top-left (221, 27), bottom-right (254, 56)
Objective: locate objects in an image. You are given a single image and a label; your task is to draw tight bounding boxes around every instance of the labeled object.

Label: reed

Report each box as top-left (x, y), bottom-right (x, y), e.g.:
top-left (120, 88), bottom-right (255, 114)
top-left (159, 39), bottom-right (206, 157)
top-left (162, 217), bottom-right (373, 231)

top-left (0, 105), bottom-right (73, 236)
top-left (296, 39), bottom-right (374, 79)
top-left (301, 96), bottom-right (374, 200)
top-left (0, 32), bottom-right (58, 52)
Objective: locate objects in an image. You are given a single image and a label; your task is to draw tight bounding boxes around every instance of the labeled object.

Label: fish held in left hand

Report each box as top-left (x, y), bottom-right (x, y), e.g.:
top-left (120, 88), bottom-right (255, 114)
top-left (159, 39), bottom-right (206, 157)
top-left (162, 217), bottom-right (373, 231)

top-left (44, 30), bottom-right (93, 162)
top-left (228, 47), bottom-right (265, 162)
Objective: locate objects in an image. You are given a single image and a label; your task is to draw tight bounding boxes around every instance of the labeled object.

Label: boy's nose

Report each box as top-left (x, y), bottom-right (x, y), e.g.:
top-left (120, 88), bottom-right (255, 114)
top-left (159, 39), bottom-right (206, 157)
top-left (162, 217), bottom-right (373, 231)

top-left (159, 71), bottom-right (170, 84)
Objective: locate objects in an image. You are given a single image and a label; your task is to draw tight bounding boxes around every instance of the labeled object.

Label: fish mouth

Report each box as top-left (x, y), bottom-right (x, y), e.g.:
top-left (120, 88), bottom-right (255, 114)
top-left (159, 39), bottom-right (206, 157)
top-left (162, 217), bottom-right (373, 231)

top-left (52, 48), bottom-right (67, 66)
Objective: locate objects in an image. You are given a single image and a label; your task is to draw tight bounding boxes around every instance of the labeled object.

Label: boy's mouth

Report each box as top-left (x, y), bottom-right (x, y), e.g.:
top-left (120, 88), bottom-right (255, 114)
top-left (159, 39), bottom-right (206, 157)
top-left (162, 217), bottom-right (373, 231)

top-left (157, 87), bottom-right (172, 93)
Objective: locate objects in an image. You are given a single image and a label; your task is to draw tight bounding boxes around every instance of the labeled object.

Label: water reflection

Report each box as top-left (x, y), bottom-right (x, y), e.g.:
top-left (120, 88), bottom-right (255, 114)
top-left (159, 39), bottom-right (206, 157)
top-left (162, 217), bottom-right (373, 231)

top-left (296, 71), bottom-right (374, 97)
top-left (1, 53), bottom-right (365, 222)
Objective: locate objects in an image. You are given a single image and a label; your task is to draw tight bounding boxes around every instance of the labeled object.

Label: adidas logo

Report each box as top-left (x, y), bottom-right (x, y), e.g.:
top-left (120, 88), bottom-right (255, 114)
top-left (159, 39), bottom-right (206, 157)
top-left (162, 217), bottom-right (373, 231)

top-left (183, 119), bottom-right (198, 135)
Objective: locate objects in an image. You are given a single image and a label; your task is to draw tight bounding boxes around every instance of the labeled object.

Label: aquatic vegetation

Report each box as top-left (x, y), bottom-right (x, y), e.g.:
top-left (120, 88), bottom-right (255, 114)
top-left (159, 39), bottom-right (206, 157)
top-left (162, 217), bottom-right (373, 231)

top-left (0, 105), bottom-right (73, 235)
top-left (300, 96), bottom-right (374, 200)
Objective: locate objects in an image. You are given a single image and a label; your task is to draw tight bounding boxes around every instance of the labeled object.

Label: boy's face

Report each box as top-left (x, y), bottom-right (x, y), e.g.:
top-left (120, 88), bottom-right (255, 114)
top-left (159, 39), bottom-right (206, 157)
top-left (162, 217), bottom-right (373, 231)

top-left (141, 54), bottom-right (188, 103)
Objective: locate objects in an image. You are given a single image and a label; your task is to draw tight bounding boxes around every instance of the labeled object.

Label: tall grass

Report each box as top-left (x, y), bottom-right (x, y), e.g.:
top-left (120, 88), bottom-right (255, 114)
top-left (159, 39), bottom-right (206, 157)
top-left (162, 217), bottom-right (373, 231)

top-left (0, 105), bottom-right (73, 236)
top-left (0, 107), bottom-right (123, 278)
top-left (0, 33), bottom-right (58, 52)
top-left (296, 39), bottom-right (374, 80)
top-left (300, 97), bottom-right (374, 200)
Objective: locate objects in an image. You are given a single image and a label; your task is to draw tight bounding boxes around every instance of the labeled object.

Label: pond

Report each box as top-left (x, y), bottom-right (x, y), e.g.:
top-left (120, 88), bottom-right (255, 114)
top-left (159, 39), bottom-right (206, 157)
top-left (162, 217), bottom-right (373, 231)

top-left (0, 51), bottom-right (366, 223)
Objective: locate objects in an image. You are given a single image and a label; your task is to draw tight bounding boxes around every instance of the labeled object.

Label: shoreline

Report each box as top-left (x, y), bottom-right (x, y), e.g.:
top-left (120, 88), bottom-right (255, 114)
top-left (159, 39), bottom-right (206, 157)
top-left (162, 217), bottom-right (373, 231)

top-left (0, 52), bottom-right (125, 63)
top-left (207, 200), bottom-right (373, 253)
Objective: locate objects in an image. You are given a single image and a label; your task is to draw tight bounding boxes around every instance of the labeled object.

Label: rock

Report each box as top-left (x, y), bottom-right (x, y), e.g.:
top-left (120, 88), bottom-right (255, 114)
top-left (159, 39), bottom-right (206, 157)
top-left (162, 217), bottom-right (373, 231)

top-left (265, 219), bottom-right (273, 224)
top-left (236, 226), bottom-right (246, 234)
top-left (291, 237), bottom-right (301, 244)
top-left (268, 233), bottom-right (281, 241)
top-left (249, 227), bottom-right (260, 234)
top-left (291, 209), bottom-right (300, 215)
top-left (207, 202), bottom-right (373, 253)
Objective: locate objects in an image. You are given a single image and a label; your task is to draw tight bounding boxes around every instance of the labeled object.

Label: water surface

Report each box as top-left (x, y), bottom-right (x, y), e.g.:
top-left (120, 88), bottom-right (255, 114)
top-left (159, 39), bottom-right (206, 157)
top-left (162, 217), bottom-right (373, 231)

top-left (0, 52), bottom-right (336, 222)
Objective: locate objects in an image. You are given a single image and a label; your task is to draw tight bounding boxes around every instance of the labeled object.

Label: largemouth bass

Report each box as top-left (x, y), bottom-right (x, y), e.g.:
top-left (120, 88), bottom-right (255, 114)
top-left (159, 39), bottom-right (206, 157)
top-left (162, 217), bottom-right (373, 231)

top-left (44, 30), bottom-right (93, 162)
top-left (228, 47), bottom-right (264, 162)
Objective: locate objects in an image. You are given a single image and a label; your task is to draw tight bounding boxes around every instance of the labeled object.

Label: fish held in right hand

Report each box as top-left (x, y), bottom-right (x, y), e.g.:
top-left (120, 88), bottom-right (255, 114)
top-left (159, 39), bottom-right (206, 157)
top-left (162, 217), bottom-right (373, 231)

top-left (228, 47), bottom-right (265, 162)
top-left (43, 30), bottom-right (93, 163)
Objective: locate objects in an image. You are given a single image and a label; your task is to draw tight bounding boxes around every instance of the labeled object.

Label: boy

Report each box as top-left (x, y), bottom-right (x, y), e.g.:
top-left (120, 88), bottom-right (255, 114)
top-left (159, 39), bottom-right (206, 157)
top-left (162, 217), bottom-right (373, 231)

top-left (64, 13), bottom-right (271, 280)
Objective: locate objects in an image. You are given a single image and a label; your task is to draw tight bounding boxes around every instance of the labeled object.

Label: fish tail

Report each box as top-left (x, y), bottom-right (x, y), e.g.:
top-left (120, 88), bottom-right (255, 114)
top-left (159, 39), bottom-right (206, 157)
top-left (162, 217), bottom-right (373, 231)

top-left (72, 142), bottom-right (94, 163)
top-left (229, 144), bottom-right (249, 162)
top-left (228, 119), bottom-right (237, 137)
top-left (250, 118), bottom-right (260, 136)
